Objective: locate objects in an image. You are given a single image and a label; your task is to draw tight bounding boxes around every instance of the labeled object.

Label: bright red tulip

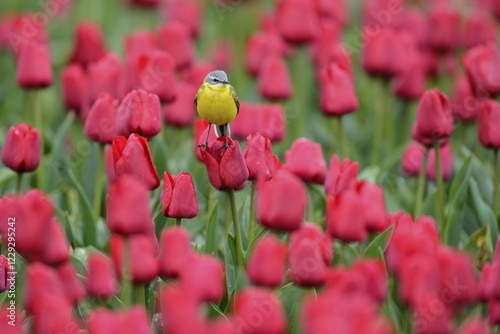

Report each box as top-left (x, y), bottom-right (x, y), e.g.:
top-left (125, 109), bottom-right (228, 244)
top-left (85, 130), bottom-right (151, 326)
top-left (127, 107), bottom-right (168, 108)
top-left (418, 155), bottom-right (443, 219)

top-left (158, 227), bottom-right (193, 278)
top-left (179, 254), bottom-right (224, 303)
top-left (243, 133), bottom-right (277, 181)
top-left (258, 54), bottom-right (292, 100)
top-left (88, 306), bottom-right (151, 334)
top-left (61, 64), bottom-right (88, 117)
top-left (478, 99), bottom-right (500, 149)
top-left (247, 235), bottom-right (287, 287)
top-left (314, 43), bottom-right (353, 79)
top-left (84, 93), bottom-right (118, 144)
top-left (245, 31), bottom-right (288, 76)
top-left (231, 102), bottom-right (285, 142)
top-left (276, 0), bottom-right (319, 43)
top-left (116, 89), bottom-right (162, 139)
top-left (16, 40), bottom-right (52, 89)
top-left (284, 138), bottom-right (327, 184)
top-left (161, 285), bottom-right (206, 334)
top-left (362, 27), bottom-right (402, 77)
top-left (324, 155), bottom-right (358, 197)
top-left (86, 252), bottom-right (118, 298)
top-left (69, 21), bottom-right (106, 67)
top-left (164, 82), bottom-right (197, 126)
top-left (319, 62), bottom-right (359, 116)
top-left (451, 75), bottom-right (481, 122)
top-left (87, 53), bottom-right (122, 103)
top-left (463, 42), bottom-right (500, 98)
top-left (56, 262), bottom-right (85, 306)
top-left (161, 171), bottom-right (199, 219)
top-left (1, 123), bottom-right (41, 173)
top-left (314, 0), bottom-right (348, 26)
top-left (158, 21), bottom-right (194, 69)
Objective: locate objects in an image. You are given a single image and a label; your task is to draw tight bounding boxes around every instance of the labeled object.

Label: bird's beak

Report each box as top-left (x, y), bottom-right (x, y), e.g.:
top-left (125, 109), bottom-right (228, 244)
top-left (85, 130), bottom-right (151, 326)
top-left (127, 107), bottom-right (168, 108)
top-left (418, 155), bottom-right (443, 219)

top-left (223, 80), bottom-right (230, 84)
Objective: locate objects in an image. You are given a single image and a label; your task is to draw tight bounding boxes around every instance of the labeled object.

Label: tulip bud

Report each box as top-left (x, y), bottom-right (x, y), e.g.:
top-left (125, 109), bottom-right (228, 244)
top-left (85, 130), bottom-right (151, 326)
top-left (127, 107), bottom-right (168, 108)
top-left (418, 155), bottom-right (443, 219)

top-left (276, 0), bottom-right (319, 43)
top-left (161, 171), bottom-right (199, 219)
top-left (319, 62), bottom-right (359, 115)
top-left (478, 99), bottom-right (500, 149)
top-left (314, 43), bottom-right (353, 79)
top-left (69, 21), bottom-right (106, 67)
top-left (164, 82), bottom-right (197, 126)
top-left (116, 89), bottom-right (162, 139)
top-left (87, 53), bottom-right (122, 104)
top-left (258, 54), bottom-right (292, 100)
top-left (88, 306), bottom-right (151, 334)
top-left (84, 93), bottom-right (118, 144)
top-left (158, 21), bottom-right (194, 69)
top-left (29, 218), bottom-right (69, 266)
top-left (16, 40), bottom-right (53, 89)
top-left (158, 227), bottom-right (193, 278)
top-left (243, 133), bottom-right (277, 181)
top-left (362, 28), bottom-right (401, 77)
top-left (426, 6), bottom-right (460, 54)
top-left (61, 64), bottom-right (88, 117)
top-left (315, 0), bottom-right (348, 26)
top-left (464, 11), bottom-right (496, 49)
top-left (231, 103), bottom-right (285, 142)
top-left (86, 252), bottom-right (118, 298)
top-left (125, 30), bottom-right (157, 58)
top-left (256, 169), bottom-right (307, 231)
top-left (161, 285), bottom-right (206, 333)
top-left (451, 76), bottom-right (480, 122)
top-left (1, 123), bottom-right (41, 173)
top-left (463, 42), bottom-right (500, 99)
top-left (161, 0), bottom-right (202, 38)
top-left (324, 155), bottom-right (358, 197)
top-left (246, 235), bottom-right (287, 287)
top-left (199, 136), bottom-right (249, 190)
top-left (179, 254), bottom-right (224, 303)
top-left (245, 31), bottom-right (287, 76)
top-left (56, 262), bottom-right (85, 306)
top-left (112, 134), bottom-right (160, 190)
top-left (284, 138), bottom-right (327, 184)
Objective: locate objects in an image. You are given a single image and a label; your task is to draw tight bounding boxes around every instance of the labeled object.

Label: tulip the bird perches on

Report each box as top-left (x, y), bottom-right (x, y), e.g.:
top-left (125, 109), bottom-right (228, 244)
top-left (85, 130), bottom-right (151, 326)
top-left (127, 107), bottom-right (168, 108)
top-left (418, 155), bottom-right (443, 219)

top-left (194, 70), bottom-right (240, 149)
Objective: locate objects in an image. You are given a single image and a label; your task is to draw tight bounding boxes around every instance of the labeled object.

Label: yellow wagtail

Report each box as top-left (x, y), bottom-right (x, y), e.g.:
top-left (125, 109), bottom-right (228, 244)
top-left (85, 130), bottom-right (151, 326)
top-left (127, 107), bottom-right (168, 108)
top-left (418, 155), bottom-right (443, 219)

top-left (194, 70), bottom-right (240, 149)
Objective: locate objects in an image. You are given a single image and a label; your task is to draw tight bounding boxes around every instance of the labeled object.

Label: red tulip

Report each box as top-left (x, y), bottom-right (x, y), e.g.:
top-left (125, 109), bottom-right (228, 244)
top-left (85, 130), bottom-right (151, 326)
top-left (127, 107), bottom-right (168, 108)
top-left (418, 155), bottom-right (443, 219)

top-left (88, 306), bottom-right (150, 334)
top-left (234, 288), bottom-right (287, 334)
top-left (194, 119), bottom-right (217, 162)
top-left (29, 217), bottom-right (69, 266)
top-left (129, 0), bottom-right (159, 6)
top-left (158, 21), bottom-right (194, 69)
top-left (31, 294), bottom-right (82, 334)
top-left (161, 285), bottom-right (206, 334)
top-left (245, 31), bottom-right (287, 76)
top-left (463, 42), bottom-right (500, 99)
top-left (87, 53), bottom-right (122, 103)
top-left (182, 61), bottom-right (216, 86)
top-left (125, 30), bottom-right (157, 58)
top-left (158, 227), bottom-right (193, 278)
top-left (247, 235), bottom-right (287, 287)
top-left (392, 35), bottom-right (426, 101)
top-left (243, 133), bottom-right (277, 181)
top-left (84, 93), bottom-right (118, 144)
top-left (362, 27), bottom-right (402, 77)
top-left (276, 0), bottom-right (319, 43)
top-left (86, 252), bottom-right (118, 298)
top-left (451, 75), bottom-right (481, 122)
top-left (116, 89), bottom-right (162, 138)
top-left (69, 21), bottom-right (106, 67)
top-left (256, 169), bottom-right (307, 231)
top-left (161, 171), bottom-right (199, 219)
top-left (0, 255), bottom-right (11, 293)
top-left (314, 43), bottom-right (353, 79)
top-left (1, 123), bottom-right (41, 173)
top-left (112, 134), bottom-right (160, 189)
top-left (211, 40), bottom-right (233, 71)
top-left (110, 234), bottom-right (159, 284)
top-left (284, 138), bottom-right (327, 184)
top-left (199, 136), bottom-right (249, 190)
top-left (56, 262), bottom-right (85, 306)
top-left (314, 0), bottom-right (348, 26)
top-left (106, 175), bottom-right (153, 235)
top-left (105, 145), bottom-right (116, 183)
top-left (161, 0), bottom-right (202, 38)
top-left (231, 102), bottom-right (286, 142)
top-left (412, 88), bottom-right (453, 147)
top-left (258, 54), bottom-right (292, 100)
top-left (412, 297), bottom-right (453, 334)
top-left (478, 99), bottom-right (500, 149)
top-left (16, 40), bottom-right (52, 89)
top-left (464, 11), bottom-right (496, 49)
top-left (324, 155), bottom-right (358, 197)
top-left (61, 64), bottom-right (88, 117)
top-left (426, 142), bottom-right (454, 181)
top-left (457, 318), bottom-right (489, 334)
top-left (179, 254), bottom-right (224, 303)
top-left (319, 62), bottom-right (359, 116)
top-left (164, 82), bottom-right (197, 126)
top-left (24, 262), bottom-right (69, 313)
top-left (401, 141), bottom-right (425, 177)
top-left (425, 6), bottom-right (460, 54)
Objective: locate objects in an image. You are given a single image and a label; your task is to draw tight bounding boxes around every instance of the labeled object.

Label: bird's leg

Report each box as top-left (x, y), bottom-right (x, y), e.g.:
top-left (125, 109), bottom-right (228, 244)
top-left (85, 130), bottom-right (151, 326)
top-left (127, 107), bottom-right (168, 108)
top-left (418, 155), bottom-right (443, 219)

top-left (216, 124), bottom-right (230, 151)
top-left (197, 123), bottom-right (212, 151)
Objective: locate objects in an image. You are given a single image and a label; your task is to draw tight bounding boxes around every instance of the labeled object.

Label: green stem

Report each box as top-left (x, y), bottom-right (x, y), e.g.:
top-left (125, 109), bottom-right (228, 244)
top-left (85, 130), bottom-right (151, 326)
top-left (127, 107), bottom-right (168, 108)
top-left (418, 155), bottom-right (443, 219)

top-left (175, 218), bottom-right (182, 226)
top-left (494, 149), bottom-right (499, 217)
top-left (92, 144), bottom-right (105, 222)
top-left (248, 181), bottom-right (256, 244)
top-left (335, 116), bottom-right (348, 158)
top-left (121, 237), bottom-right (132, 308)
top-left (208, 186), bottom-right (215, 214)
top-left (434, 139), bottom-right (447, 241)
top-left (15, 173), bottom-right (22, 194)
top-left (34, 90), bottom-right (45, 190)
top-left (228, 189), bottom-right (244, 268)
top-left (400, 99), bottom-right (411, 143)
top-left (133, 284), bottom-right (145, 307)
top-left (372, 79), bottom-right (388, 166)
top-left (414, 147), bottom-right (430, 218)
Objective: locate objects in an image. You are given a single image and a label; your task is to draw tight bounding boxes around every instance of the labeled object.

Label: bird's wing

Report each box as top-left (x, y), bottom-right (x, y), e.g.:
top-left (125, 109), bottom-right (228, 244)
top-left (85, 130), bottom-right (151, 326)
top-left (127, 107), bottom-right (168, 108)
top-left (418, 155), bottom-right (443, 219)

top-left (194, 84), bottom-right (205, 106)
top-left (230, 85), bottom-right (240, 114)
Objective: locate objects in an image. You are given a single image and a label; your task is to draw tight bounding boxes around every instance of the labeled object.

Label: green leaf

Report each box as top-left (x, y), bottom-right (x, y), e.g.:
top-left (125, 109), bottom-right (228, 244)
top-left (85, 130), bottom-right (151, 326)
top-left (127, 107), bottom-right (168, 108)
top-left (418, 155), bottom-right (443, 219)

top-left (278, 283), bottom-right (306, 334)
top-left (421, 189), bottom-right (437, 217)
top-left (204, 205), bottom-right (219, 256)
top-left (469, 179), bottom-right (499, 246)
top-left (448, 156), bottom-right (472, 206)
top-left (363, 225), bottom-right (395, 258)
top-left (464, 225), bottom-right (493, 267)
top-left (68, 171), bottom-right (96, 247)
top-left (0, 168), bottom-right (16, 192)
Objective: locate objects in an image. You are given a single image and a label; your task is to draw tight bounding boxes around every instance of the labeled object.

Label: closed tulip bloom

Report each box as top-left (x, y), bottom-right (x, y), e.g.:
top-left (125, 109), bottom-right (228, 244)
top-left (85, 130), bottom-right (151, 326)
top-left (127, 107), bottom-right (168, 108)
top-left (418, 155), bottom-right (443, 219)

top-left (245, 31), bottom-right (287, 76)
top-left (463, 42), bottom-right (500, 98)
top-left (86, 252), bottom-right (118, 298)
top-left (426, 143), bottom-right (453, 181)
top-left (451, 76), bottom-right (480, 122)
top-left (112, 134), bottom-right (160, 189)
top-left (464, 11), bottom-right (496, 49)
top-left (425, 6), bottom-right (460, 53)
top-left (105, 145), bottom-right (116, 183)
top-left (56, 262), bottom-right (85, 306)
top-left (243, 133), bottom-right (276, 181)
top-left (161, 0), bottom-right (202, 37)
top-left (231, 102), bottom-right (260, 139)
top-left (234, 288), bottom-right (287, 334)
top-left (30, 294), bottom-right (81, 334)
top-left (29, 218), bottom-right (69, 266)
top-left (199, 137), bottom-right (249, 190)
top-left (362, 28), bottom-right (401, 77)
top-left (16, 40), bottom-right (53, 89)
top-left (260, 104), bottom-right (286, 141)
top-left (315, 43), bottom-right (353, 79)
top-left (258, 54), bottom-right (292, 100)
top-left (401, 141), bottom-right (425, 177)
top-left (194, 119), bottom-right (217, 162)
top-left (359, 182), bottom-right (388, 232)
top-left (412, 88), bottom-right (453, 147)
top-left (315, 0), bottom-right (348, 26)
top-left (116, 89), bottom-right (162, 138)
top-left (69, 21), bottom-right (106, 67)
top-left (158, 21), bottom-right (194, 69)
top-left (392, 34), bottom-right (426, 100)
top-left (164, 82), bottom-right (197, 126)
top-left (284, 138), bottom-right (327, 184)
top-left (398, 254), bottom-right (440, 308)
top-left (158, 227), bottom-right (193, 278)
top-left (24, 262), bottom-right (68, 313)
top-left (125, 30), bottom-right (157, 58)
top-left (110, 235), bottom-right (159, 284)
top-left (247, 235), bottom-right (287, 287)
top-left (161, 171), bottom-right (198, 218)
top-left (87, 53), bottom-right (122, 103)
top-left (2, 123), bottom-right (41, 173)
top-left (457, 318), bottom-right (489, 334)
top-left (84, 93), bottom-right (118, 144)
top-left (277, 0), bottom-right (319, 43)
top-left (179, 254), bottom-right (224, 303)
top-left (106, 175), bottom-right (153, 235)
top-left (88, 306), bottom-right (150, 334)
top-left (412, 298), bottom-right (453, 334)
top-left (161, 286), bottom-right (206, 334)
top-left (257, 169), bottom-right (307, 231)
top-left (324, 155), bottom-right (358, 197)
top-left (319, 62), bottom-right (358, 116)
top-left (61, 64), bottom-right (88, 116)
top-left (478, 100), bottom-right (500, 149)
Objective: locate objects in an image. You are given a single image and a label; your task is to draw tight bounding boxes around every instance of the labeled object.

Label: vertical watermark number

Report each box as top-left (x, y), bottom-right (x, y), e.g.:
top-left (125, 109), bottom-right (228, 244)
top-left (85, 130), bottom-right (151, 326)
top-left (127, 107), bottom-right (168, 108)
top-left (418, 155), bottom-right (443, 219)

top-left (5, 217), bottom-right (17, 327)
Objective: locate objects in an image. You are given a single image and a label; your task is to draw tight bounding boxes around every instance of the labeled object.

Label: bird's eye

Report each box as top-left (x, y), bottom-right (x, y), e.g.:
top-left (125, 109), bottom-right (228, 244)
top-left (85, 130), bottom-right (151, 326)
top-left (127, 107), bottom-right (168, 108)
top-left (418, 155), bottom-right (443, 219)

top-left (213, 78), bottom-right (219, 83)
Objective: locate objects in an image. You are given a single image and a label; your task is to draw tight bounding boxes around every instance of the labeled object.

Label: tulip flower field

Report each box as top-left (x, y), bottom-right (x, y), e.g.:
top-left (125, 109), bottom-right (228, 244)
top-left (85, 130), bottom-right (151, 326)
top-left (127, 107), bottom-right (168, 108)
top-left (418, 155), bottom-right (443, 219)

top-left (2, 0), bottom-right (500, 333)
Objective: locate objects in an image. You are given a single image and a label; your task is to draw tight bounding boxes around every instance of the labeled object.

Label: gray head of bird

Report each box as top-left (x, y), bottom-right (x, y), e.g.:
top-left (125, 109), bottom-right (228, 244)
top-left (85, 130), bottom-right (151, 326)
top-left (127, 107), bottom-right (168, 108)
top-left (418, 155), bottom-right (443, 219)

top-left (205, 70), bottom-right (230, 86)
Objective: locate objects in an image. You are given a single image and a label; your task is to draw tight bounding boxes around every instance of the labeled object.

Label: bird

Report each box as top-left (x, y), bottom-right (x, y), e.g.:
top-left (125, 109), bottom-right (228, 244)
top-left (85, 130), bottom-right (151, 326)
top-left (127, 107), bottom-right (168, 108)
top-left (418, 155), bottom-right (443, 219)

top-left (194, 70), bottom-right (240, 150)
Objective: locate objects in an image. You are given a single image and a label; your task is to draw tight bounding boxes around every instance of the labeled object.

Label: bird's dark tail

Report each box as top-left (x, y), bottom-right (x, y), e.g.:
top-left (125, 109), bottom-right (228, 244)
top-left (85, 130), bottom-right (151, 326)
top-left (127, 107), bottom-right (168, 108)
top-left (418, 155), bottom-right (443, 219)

top-left (215, 124), bottom-right (230, 137)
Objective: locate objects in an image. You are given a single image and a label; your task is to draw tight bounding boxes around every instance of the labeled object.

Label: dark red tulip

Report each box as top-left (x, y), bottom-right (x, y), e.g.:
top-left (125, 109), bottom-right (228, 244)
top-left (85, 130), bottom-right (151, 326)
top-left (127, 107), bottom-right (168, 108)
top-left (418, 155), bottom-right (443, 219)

top-left (199, 136), bottom-right (249, 190)
top-left (256, 169), bottom-right (307, 231)
top-left (234, 288), bottom-right (287, 334)
top-left (243, 133), bottom-right (277, 181)
top-left (491, 300), bottom-right (500, 325)
top-left (247, 235), bottom-right (287, 287)
top-left (84, 93), bottom-right (118, 144)
top-left (425, 6), bottom-right (460, 54)
top-left (161, 0), bottom-right (202, 38)
top-left (164, 82), bottom-right (197, 126)
top-left (412, 88), bottom-right (453, 147)
top-left (112, 134), bottom-right (160, 189)
top-left (426, 142), bottom-right (454, 181)
top-left (245, 31), bottom-right (287, 76)
top-left (69, 21), bottom-right (106, 67)
top-left (276, 0), bottom-right (319, 43)
top-left (56, 262), bottom-right (85, 306)
top-left (478, 99), bottom-right (500, 149)
top-left (88, 306), bottom-right (150, 334)
top-left (116, 89), bottom-right (162, 138)
top-left (86, 252), bottom-right (118, 298)
top-left (319, 62), bottom-right (359, 116)
top-left (362, 27), bottom-right (402, 77)
top-left (29, 218), bottom-right (69, 266)
top-left (16, 40), bottom-right (52, 89)
top-left (158, 227), bottom-right (193, 278)
top-left (451, 75), bottom-right (481, 122)
top-left (284, 138), bottom-right (327, 184)
top-left (463, 42), bottom-right (500, 98)
top-left (61, 64), bottom-right (88, 116)
top-left (401, 141), bottom-right (425, 177)
top-left (464, 11), bottom-right (496, 49)
top-left (161, 285), bottom-right (206, 334)
top-left (258, 54), bottom-right (292, 100)
top-left (179, 254), bottom-right (224, 303)
top-left (1, 123), bottom-right (41, 173)
top-left (125, 30), bottom-right (157, 58)
top-left (161, 171), bottom-right (199, 219)
top-left (87, 53), bottom-right (122, 103)
top-left (110, 234), bottom-right (159, 284)
top-left (324, 155), bottom-right (358, 197)
top-left (457, 318), bottom-right (489, 334)
top-left (106, 175), bottom-right (153, 235)
top-left (158, 21), bottom-right (194, 69)
top-left (289, 223), bottom-right (332, 286)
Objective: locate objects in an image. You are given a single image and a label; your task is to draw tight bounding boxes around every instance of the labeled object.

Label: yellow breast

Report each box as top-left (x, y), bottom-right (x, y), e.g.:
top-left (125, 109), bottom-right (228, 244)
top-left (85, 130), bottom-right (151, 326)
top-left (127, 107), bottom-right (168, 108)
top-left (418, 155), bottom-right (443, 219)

top-left (196, 82), bottom-right (238, 126)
